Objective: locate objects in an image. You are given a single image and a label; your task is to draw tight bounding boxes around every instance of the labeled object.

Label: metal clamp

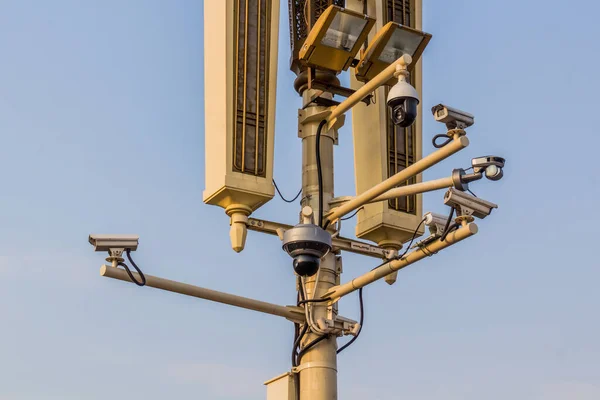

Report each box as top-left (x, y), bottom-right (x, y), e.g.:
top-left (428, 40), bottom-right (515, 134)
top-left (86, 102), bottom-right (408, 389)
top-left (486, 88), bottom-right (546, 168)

top-left (292, 361), bottom-right (337, 374)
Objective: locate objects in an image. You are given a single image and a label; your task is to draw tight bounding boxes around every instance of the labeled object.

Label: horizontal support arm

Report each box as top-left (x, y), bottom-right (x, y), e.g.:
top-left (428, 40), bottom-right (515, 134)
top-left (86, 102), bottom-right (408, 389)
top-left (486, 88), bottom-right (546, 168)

top-left (323, 223), bottom-right (478, 301)
top-left (247, 217), bottom-right (392, 259)
top-left (326, 55), bottom-right (410, 129)
top-left (100, 265), bottom-right (305, 323)
top-left (325, 136), bottom-right (469, 225)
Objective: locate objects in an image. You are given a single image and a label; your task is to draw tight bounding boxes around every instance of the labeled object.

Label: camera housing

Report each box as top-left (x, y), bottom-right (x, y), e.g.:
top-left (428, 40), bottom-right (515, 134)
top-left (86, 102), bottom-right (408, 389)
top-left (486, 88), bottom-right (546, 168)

top-left (423, 212), bottom-right (449, 237)
top-left (472, 155), bottom-right (505, 181)
top-left (431, 104), bottom-right (474, 130)
top-left (88, 234), bottom-right (139, 252)
top-left (444, 188), bottom-right (497, 219)
top-left (282, 224), bottom-right (332, 277)
top-left (386, 77), bottom-right (419, 128)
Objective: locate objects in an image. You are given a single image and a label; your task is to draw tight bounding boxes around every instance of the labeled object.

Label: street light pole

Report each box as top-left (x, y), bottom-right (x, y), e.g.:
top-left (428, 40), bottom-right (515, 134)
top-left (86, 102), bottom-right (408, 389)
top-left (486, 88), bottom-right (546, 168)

top-left (296, 87), bottom-right (340, 400)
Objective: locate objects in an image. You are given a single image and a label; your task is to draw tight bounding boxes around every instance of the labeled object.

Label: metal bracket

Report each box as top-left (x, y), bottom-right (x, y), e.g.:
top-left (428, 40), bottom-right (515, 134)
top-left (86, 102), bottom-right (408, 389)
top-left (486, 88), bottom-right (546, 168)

top-left (247, 217), bottom-right (394, 260)
top-left (302, 67), bottom-right (372, 109)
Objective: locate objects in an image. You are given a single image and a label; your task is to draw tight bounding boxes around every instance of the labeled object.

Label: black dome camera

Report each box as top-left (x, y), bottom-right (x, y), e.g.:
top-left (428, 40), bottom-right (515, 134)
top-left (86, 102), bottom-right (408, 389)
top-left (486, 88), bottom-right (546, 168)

top-left (282, 224), bottom-right (332, 277)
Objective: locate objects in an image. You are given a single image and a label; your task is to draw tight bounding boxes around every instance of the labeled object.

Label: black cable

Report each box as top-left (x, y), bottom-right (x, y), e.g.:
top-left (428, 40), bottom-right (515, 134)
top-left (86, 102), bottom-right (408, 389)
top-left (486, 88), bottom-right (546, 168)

top-left (432, 134), bottom-right (452, 148)
top-left (340, 209), bottom-right (360, 221)
top-left (467, 188), bottom-right (478, 197)
top-left (316, 120), bottom-right (327, 227)
top-left (297, 334), bottom-right (329, 362)
top-left (119, 249), bottom-right (146, 286)
top-left (337, 287), bottom-right (364, 354)
top-left (440, 222), bottom-right (460, 242)
top-left (297, 297), bottom-right (331, 306)
top-left (273, 179), bottom-right (302, 203)
top-left (439, 207), bottom-right (455, 242)
top-left (397, 217), bottom-right (427, 260)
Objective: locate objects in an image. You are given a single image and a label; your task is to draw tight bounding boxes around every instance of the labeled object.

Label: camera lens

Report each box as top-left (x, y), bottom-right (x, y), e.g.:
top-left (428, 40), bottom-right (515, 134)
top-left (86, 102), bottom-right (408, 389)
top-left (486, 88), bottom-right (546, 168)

top-left (389, 97), bottom-right (418, 127)
top-left (293, 255), bottom-right (320, 277)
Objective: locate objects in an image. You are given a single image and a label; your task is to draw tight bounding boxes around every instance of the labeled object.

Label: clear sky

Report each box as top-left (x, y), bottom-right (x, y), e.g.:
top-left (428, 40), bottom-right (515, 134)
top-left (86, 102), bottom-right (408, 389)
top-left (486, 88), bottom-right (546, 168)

top-left (0, 0), bottom-right (598, 399)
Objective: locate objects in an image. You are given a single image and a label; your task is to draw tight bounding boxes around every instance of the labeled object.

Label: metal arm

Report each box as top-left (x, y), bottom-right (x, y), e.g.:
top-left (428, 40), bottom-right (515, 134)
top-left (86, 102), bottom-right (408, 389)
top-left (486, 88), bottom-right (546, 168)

top-left (100, 265), bottom-right (359, 335)
top-left (326, 55), bottom-right (412, 129)
top-left (323, 222), bottom-right (478, 301)
top-left (325, 135), bottom-right (469, 225)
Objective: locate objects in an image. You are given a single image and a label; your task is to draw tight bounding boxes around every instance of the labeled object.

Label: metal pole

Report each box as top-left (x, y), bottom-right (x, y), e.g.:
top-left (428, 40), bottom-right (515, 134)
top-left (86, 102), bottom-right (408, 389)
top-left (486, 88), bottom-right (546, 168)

top-left (297, 92), bottom-right (339, 400)
top-left (100, 265), bottom-right (305, 323)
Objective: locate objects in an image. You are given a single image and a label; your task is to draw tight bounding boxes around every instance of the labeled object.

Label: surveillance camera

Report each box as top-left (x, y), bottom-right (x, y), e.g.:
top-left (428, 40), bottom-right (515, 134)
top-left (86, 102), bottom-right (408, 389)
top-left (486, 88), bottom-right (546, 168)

top-left (282, 224), bottom-right (332, 277)
top-left (88, 234), bottom-right (139, 252)
top-left (443, 188), bottom-right (498, 219)
top-left (387, 78), bottom-right (419, 128)
top-left (423, 212), bottom-right (449, 236)
top-left (431, 104), bottom-right (474, 130)
top-left (472, 156), bottom-right (505, 181)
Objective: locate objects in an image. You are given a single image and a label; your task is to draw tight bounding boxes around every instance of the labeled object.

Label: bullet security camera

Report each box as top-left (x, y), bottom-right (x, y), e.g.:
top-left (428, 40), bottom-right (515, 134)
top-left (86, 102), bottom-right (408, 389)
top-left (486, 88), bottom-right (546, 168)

top-left (88, 234), bottom-right (139, 252)
top-left (423, 212), bottom-right (449, 236)
top-left (387, 79), bottom-right (419, 128)
top-left (282, 224), bottom-right (332, 277)
top-left (443, 188), bottom-right (498, 219)
top-left (431, 104), bottom-right (474, 130)
top-left (472, 156), bottom-right (505, 181)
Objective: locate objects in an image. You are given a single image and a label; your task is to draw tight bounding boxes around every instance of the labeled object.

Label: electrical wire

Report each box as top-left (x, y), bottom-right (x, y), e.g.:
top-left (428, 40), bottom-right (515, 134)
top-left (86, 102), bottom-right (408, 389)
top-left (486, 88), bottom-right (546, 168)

top-left (337, 287), bottom-right (364, 354)
top-left (432, 134), bottom-right (452, 148)
top-left (297, 297), bottom-right (330, 306)
top-left (273, 179), bottom-right (302, 203)
top-left (439, 207), bottom-right (455, 242)
top-left (440, 223), bottom-right (460, 242)
top-left (397, 217), bottom-right (427, 260)
top-left (316, 120), bottom-right (327, 228)
top-left (119, 249), bottom-right (146, 286)
top-left (297, 334), bottom-right (329, 361)
top-left (467, 188), bottom-right (478, 197)
top-left (340, 208), bottom-right (361, 221)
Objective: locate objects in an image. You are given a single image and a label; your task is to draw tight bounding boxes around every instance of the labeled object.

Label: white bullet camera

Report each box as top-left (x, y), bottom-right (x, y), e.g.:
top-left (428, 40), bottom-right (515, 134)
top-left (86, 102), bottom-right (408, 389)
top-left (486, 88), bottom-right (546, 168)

top-left (443, 188), bottom-right (497, 219)
top-left (88, 234), bottom-right (139, 252)
top-left (423, 212), bottom-right (449, 236)
top-left (431, 104), bottom-right (474, 130)
top-left (282, 224), bottom-right (331, 277)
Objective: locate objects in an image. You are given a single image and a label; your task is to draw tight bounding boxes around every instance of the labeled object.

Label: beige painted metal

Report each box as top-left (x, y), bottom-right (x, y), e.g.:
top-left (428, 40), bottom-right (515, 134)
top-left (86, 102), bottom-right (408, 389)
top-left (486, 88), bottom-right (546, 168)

top-left (324, 222), bottom-right (479, 301)
top-left (296, 92), bottom-right (339, 400)
top-left (326, 136), bottom-right (469, 225)
top-left (203, 0), bottom-right (280, 252)
top-left (326, 54), bottom-right (411, 130)
top-left (100, 265), bottom-right (304, 323)
top-left (265, 372), bottom-right (295, 400)
top-left (247, 217), bottom-right (392, 259)
top-left (368, 176), bottom-right (454, 204)
top-left (346, 0), bottom-right (427, 270)
top-left (299, 5), bottom-right (375, 73)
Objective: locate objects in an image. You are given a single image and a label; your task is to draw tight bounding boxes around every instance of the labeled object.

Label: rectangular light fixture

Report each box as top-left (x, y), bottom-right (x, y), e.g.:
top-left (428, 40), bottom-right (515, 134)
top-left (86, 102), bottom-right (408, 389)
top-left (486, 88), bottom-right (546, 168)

top-left (355, 22), bottom-right (431, 85)
top-left (299, 5), bottom-right (375, 73)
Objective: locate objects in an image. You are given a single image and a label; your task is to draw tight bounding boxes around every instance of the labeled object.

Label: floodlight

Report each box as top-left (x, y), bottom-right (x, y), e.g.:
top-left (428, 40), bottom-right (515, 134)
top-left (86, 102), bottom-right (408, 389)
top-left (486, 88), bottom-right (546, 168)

top-left (355, 22), bottom-right (432, 85)
top-left (299, 5), bottom-right (375, 73)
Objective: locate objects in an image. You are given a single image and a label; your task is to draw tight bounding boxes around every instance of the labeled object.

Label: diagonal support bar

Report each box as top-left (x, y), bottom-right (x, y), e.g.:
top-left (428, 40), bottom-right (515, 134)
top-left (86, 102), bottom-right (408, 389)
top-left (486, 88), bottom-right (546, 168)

top-left (324, 223), bottom-right (479, 301)
top-left (325, 136), bottom-right (469, 225)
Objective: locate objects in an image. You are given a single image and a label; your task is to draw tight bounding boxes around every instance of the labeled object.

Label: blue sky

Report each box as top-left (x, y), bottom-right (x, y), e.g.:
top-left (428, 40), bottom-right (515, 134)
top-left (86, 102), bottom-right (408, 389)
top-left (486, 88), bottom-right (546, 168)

top-left (0, 0), bottom-right (599, 399)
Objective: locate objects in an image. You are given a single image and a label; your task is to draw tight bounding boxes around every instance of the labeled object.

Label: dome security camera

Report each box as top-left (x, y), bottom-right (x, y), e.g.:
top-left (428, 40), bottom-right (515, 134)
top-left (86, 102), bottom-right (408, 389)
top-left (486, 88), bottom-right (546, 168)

top-left (472, 156), bottom-right (505, 181)
top-left (386, 78), bottom-right (420, 128)
top-left (282, 224), bottom-right (332, 277)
